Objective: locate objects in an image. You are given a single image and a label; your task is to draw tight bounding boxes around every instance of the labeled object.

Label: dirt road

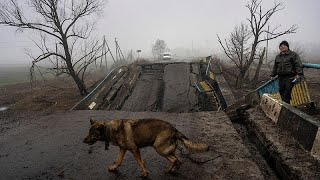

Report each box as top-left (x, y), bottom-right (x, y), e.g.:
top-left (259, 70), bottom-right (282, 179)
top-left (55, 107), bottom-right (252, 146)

top-left (0, 110), bottom-right (265, 179)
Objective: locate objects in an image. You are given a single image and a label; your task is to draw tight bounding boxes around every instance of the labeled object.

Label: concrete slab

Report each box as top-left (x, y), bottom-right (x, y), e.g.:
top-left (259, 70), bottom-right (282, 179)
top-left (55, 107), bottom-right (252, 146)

top-left (163, 63), bottom-right (196, 112)
top-left (122, 73), bottom-right (163, 111)
top-left (191, 63), bottom-right (200, 74)
top-left (189, 73), bottom-right (198, 87)
top-left (247, 108), bottom-right (320, 179)
top-left (260, 94), bottom-right (320, 158)
top-left (214, 74), bottom-right (236, 107)
top-left (0, 111), bottom-right (264, 179)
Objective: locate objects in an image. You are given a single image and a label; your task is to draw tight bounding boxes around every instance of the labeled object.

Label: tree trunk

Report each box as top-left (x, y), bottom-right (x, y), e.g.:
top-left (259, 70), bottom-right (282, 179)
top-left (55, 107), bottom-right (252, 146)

top-left (251, 47), bottom-right (266, 88)
top-left (236, 70), bottom-right (246, 88)
top-left (61, 35), bottom-right (88, 96)
top-left (244, 68), bottom-right (250, 81)
top-left (68, 64), bottom-right (88, 96)
top-left (235, 38), bottom-right (259, 88)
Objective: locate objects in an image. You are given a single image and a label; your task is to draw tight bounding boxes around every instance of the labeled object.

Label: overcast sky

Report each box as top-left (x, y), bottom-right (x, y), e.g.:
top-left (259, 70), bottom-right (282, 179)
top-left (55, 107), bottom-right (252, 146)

top-left (0, 0), bottom-right (320, 65)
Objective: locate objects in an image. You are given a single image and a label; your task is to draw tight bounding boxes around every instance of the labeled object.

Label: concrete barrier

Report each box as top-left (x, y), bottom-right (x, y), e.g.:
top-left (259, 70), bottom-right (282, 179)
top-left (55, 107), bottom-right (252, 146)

top-left (201, 60), bottom-right (236, 110)
top-left (225, 90), bottom-right (260, 114)
top-left (260, 94), bottom-right (320, 159)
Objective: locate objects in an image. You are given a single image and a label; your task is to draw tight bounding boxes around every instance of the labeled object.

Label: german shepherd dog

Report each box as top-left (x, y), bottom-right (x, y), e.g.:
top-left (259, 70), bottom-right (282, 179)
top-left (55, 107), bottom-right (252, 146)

top-left (83, 118), bottom-right (208, 177)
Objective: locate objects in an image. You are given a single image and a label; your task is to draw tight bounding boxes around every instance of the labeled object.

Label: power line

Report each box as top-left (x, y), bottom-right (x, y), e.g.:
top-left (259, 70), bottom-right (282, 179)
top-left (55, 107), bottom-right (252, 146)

top-left (0, 41), bottom-right (31, 44)
top-left (0, 56), bottom-right (28, 58)
top-left (0, 46), bottom-right (41, 49)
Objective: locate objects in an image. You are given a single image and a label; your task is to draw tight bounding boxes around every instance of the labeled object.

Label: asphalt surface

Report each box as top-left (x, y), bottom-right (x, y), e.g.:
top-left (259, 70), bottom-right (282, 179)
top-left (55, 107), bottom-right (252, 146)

top-left (0, 110), bottom-right (264, 179)
top-left (162, 63), bottom-right (198, 112)
top-left (122, 72), bottom-right (163, 111)
top-left (122, 62), bottom-right (200, 112)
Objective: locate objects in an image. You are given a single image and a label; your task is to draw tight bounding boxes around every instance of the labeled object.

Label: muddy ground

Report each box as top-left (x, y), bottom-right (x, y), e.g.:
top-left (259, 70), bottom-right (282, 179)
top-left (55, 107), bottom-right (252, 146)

top-left (0, 73), bottom-right (103, 132)
top-left (0, 74), bottom-right (104, 112)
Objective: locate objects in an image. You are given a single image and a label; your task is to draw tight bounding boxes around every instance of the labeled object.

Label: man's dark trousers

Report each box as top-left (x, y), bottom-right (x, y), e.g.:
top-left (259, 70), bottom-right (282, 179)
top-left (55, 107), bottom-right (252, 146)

top-left (279, 76), bottom-right (295, 104)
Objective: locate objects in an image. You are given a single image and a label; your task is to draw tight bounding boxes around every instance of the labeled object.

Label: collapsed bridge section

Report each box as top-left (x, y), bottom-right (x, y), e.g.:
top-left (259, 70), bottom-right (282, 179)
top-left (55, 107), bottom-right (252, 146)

top-left (72, 62), bottom-right (217, 112)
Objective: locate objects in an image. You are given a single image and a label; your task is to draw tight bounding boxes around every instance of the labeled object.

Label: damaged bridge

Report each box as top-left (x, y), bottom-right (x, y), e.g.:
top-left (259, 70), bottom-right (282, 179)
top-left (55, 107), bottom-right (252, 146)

top-left (1, 60), bottom-right (319, 179)
top-left (72, 62), bottom-right (217, 112)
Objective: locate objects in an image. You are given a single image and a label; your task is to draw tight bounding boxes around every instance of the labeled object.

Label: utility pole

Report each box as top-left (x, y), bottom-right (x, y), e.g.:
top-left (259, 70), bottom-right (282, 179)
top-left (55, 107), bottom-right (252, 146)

top-left (192, 40), bottom-right (194, 57)
top-left (55, 43), bottom-right (58, 76)
top-left (266, 25), bottom-right (270, 64)
top-left (105, 39), bottom-right (116, 65)
top-left (102, 36), bottom-right (107, 71)
top-left (115, 38), bottom-right (118, 63)
top-left (114, 38), bottom-right (126, 64)
top-left (136, 50), bottom-right (141, 62)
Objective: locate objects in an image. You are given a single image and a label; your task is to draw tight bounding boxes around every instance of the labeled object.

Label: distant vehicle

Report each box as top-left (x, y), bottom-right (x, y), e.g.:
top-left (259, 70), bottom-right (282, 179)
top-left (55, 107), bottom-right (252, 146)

top-left (162, 52), bottom-right (171, 60)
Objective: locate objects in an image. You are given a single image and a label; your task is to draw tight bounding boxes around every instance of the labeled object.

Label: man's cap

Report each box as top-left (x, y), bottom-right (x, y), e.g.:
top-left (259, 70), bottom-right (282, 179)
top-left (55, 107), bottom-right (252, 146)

top-left (279, 41), bottom-right (289, 48)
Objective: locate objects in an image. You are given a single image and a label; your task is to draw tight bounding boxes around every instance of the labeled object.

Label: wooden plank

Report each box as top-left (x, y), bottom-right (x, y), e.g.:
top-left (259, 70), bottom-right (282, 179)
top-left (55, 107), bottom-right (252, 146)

top-left (106, 66), bottom-right (142, 110)
top-left (84, 66), bottom-right (128, 110)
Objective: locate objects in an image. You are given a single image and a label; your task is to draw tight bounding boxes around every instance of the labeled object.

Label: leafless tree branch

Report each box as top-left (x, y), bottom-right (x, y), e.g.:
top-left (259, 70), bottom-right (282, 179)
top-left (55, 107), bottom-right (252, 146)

top-left (0, 0), bottom-right (105, 96)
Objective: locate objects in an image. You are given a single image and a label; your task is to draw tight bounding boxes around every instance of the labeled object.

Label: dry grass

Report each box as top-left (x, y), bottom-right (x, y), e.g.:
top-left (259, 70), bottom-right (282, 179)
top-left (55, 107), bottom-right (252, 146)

top-left (0, 73), bottom-right (105, 113)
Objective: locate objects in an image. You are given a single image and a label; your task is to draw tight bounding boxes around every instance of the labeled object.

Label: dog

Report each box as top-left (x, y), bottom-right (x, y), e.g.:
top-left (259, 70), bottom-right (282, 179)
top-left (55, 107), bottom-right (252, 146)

top-left (83, 118), bottom-right (209, 177)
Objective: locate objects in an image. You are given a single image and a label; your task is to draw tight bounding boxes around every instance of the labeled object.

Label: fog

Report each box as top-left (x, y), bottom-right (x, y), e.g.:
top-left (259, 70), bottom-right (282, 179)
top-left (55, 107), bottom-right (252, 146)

top-left (0, 0), bottom-right (320, 66)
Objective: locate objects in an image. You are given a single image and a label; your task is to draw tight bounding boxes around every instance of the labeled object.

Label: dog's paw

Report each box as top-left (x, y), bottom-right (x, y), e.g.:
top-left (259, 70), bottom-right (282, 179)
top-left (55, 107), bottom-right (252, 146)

top-left (169, 168), bottom-right (178, 174)
top-left (175, 160), bottom-right (181, 170)
top-left (140, 171), bottom-right (148, 178)
top-left (168, 161), bottom-right (181, 174)
top-left (108, 165), bottom-right (118, 172)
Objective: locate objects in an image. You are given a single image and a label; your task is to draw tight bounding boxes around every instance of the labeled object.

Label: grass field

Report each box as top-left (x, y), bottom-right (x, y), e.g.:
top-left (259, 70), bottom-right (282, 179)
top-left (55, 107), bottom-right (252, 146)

top-left (0, 65), bottom-right (30, 86)
top-left (0, 64), bottom-right (61, 86)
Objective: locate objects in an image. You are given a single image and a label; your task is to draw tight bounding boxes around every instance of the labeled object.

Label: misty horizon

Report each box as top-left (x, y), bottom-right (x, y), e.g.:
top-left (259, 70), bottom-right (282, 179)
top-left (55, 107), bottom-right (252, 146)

top-left (0, 0), bottom-right (320, 66)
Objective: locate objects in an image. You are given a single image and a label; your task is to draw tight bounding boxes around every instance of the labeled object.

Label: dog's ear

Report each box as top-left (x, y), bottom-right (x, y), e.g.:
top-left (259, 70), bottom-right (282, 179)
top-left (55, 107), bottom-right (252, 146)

top-left (90, 119), bottom-right (96, 125)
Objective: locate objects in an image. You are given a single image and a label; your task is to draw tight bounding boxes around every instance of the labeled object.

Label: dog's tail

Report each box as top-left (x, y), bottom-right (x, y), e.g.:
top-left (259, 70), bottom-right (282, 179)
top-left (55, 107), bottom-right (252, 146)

top-left (176, 131), bottom-right (209, 153)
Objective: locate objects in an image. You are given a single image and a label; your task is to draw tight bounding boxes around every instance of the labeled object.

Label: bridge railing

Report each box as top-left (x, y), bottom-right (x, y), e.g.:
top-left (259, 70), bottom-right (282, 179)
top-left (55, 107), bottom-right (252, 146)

top-left (257, 63), bottom-right (320, 106)
top-left (70, 65), bottom-right (127, 110)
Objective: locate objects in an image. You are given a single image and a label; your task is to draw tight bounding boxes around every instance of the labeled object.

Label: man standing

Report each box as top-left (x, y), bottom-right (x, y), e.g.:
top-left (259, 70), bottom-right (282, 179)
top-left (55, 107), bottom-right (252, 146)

top-left (270, 41), bottom-right (304, 104)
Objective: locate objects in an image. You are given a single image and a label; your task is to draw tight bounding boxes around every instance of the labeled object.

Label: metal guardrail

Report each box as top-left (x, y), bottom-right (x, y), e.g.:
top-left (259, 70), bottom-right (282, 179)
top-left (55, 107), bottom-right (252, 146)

top-left (197, 57), bottom-right (234, 109)
top-left (291, 81), bottom-right (312, 106)
top-left (257, 76), bottom-right (312, 106)
top-left (303, 63), bottom-right (320, 69)
top-left (257, 64), bottom-right (320, 106)
top-left (257, 76), bottom-right (279, 97)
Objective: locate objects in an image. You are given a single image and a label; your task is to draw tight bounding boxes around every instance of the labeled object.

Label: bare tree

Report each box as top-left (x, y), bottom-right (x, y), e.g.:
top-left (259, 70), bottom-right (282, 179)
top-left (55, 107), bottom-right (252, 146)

top-left (251, 47), bottom-right (266, 87)
top-left (236, 0), bottom-right (298, 87)
top-left (290, 43), bottom-right (306, 62)
top-left (218, 23), bottom-right (252, 86)
top-left (0, 0), bottom-right (105, 96)
top-left (152, 39), bottom-right (167, 60)
top-left (220, 0), bottom-right (299, 88)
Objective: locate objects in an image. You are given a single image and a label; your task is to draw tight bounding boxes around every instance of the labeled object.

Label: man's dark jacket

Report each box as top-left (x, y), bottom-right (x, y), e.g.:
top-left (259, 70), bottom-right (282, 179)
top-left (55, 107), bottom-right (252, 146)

top-left (271, 50), bottom-right (303, 77)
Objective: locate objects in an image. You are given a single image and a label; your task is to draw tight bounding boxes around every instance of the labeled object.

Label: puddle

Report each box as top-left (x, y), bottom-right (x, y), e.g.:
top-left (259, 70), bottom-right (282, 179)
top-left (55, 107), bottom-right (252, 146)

top-left (0, 106), bottom-right (8, 111)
